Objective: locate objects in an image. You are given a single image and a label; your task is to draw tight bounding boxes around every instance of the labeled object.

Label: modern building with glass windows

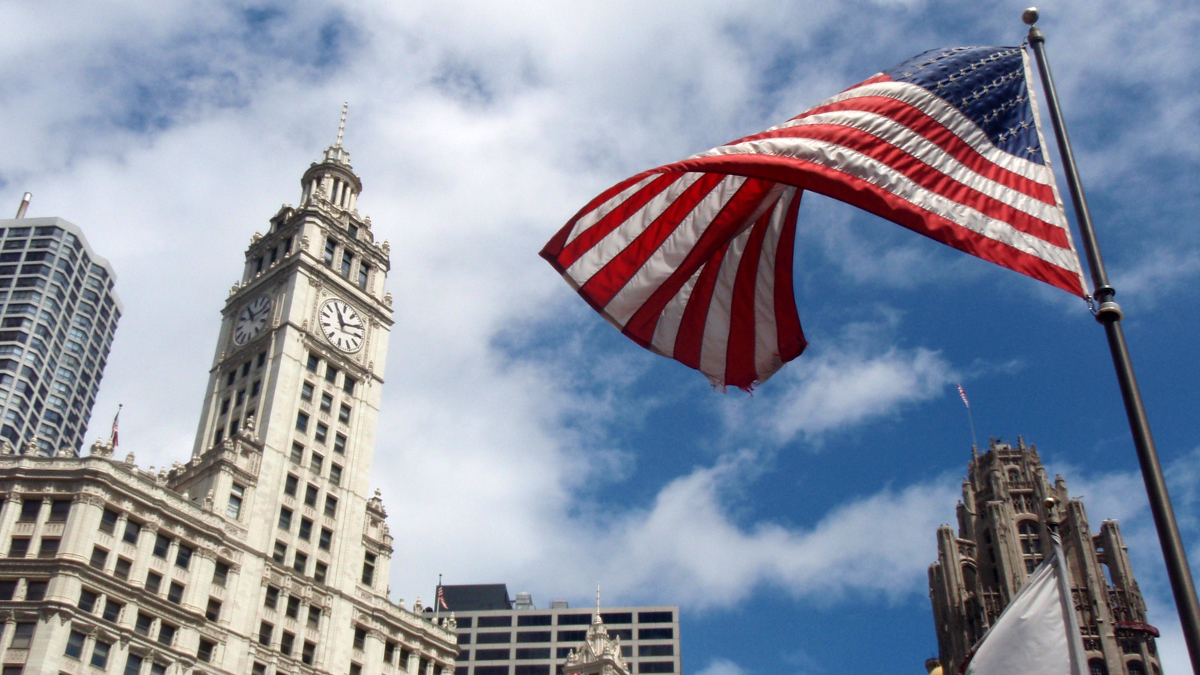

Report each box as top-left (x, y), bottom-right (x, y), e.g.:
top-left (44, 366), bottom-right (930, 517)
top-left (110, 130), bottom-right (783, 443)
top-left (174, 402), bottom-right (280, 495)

top-left (0, 216), bottom-right (120, 454)
top-left (438, 585), bottom-right (680, 675)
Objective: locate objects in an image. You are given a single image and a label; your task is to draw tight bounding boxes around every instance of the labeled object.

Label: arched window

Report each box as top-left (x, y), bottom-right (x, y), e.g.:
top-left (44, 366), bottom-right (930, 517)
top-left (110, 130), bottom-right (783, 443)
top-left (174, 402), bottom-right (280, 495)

top-left (1088, 659), bottom-right (1108, 675)
top-left (1128, 660), bottom-right (1146, 675)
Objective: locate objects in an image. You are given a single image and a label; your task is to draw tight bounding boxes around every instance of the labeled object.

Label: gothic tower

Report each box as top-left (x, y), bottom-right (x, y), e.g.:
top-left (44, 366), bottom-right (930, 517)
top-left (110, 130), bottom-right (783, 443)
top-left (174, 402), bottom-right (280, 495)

top-left (929, 438), bottom-right (1162, 675)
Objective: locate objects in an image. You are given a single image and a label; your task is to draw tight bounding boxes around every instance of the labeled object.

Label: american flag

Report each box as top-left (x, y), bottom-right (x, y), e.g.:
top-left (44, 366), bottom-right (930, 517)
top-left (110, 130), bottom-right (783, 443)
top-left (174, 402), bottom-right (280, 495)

top-left (437, 585), bottom-right (448, 610)
top-left (541, 46), bottom-right (1085, 390)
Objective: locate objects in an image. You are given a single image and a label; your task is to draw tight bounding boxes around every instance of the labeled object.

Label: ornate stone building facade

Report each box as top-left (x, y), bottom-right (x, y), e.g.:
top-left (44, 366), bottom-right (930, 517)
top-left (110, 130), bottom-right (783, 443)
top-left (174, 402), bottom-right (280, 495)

top-left (929, 438), bottom-right (1162, 675)
top-left (0, 118), bottom-right (458, 674)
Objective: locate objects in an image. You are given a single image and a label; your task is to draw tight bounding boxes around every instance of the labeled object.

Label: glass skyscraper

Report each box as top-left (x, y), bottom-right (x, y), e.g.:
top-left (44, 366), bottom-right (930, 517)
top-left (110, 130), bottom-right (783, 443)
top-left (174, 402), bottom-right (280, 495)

top-left (0, 216), bottom-right (120, 454)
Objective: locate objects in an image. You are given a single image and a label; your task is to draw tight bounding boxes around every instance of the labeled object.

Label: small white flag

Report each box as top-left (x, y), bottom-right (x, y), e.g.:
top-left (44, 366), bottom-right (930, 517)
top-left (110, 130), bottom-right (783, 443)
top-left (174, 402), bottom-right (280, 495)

top-left (964, 534), bottom-right (1086, 675)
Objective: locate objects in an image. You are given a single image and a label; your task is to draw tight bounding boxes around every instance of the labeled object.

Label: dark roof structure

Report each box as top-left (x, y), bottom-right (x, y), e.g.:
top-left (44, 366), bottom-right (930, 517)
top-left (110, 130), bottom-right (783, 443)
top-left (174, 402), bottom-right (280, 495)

top-left (440, 584), bottom-right (512, 611)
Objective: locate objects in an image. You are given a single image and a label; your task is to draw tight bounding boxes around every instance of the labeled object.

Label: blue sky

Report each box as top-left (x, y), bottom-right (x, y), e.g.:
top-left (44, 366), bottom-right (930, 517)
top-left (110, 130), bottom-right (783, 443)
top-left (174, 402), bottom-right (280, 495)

top-left (3, 1), bottom-right (1199, 673)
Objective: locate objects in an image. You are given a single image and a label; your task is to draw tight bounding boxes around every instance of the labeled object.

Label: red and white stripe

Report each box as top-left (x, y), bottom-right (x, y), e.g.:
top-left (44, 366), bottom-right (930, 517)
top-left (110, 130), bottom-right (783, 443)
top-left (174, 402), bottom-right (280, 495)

top-left (541, 51), bottom-right (1083, 390)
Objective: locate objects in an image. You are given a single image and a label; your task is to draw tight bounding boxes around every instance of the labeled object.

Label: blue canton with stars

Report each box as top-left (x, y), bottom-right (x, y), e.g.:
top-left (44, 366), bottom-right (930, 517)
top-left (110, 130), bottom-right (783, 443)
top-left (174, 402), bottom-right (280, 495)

top-left (883, 46), bottom-right (1043, 165)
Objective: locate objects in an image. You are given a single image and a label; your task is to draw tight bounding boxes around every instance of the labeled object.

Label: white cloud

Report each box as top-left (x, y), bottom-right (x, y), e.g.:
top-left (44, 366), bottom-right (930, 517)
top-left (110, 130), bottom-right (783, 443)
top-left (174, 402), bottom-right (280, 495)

top-left (695, 658), bottom-right (746, 675)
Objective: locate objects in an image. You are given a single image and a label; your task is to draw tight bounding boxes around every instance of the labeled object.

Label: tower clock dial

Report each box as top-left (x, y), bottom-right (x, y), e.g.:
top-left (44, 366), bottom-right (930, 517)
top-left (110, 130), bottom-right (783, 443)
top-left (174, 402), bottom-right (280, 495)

top-left (233, 294), bottom-right (272, 345)
top-left (319, 298), bottom-right (365, 353)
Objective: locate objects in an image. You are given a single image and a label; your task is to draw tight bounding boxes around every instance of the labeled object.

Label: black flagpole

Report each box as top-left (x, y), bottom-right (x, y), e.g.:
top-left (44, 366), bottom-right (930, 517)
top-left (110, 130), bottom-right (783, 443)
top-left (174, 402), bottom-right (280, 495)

top-left (1024, 8), bottom-right (1200, 673)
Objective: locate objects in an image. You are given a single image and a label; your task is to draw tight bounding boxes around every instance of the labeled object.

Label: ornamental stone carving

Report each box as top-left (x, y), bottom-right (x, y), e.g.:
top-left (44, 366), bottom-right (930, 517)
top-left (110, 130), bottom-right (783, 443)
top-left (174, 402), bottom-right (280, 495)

top-left (90, 439), bottom-right (114, 458)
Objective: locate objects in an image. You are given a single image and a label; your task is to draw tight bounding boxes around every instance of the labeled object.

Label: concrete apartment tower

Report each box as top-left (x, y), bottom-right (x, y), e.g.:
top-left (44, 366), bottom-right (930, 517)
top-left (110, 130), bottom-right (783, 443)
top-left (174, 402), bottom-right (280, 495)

top-left (928, 438), bottom-right (1162, 675)
top-left (0, 114), bottom-right (458, 674)
top-left (0, 211), bottom-right (120, 455)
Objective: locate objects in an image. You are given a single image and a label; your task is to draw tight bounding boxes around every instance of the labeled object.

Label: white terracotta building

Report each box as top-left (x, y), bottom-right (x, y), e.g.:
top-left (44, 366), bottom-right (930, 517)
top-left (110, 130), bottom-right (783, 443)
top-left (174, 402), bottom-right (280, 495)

top-left (0, 119), bottom-right (458, 675)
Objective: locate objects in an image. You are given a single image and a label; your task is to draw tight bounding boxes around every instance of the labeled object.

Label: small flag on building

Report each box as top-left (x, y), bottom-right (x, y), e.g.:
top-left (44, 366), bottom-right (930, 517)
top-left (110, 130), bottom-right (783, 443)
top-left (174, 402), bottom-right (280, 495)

top-left (962, 533), bottom-right (1086, 675)
top-left (958, 384), bottom-right (970, 409)
top-left (438, 584), bottom-right (448, 610)
top-left (541, 46), bottom-right (1085, 390)
top-left (110, 404), bottom-right (122, 448)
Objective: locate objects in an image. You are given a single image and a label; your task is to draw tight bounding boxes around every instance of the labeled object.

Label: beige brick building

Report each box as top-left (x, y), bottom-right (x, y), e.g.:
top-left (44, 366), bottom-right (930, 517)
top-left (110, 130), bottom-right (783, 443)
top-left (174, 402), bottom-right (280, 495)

top-left (0, 120), bottom-right (458, 675)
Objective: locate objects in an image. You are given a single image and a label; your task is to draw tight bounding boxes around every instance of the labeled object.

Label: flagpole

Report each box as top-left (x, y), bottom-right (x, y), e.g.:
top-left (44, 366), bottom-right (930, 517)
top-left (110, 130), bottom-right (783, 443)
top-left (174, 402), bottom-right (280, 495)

top-left (1025, 9), bottom-right (1200, 672)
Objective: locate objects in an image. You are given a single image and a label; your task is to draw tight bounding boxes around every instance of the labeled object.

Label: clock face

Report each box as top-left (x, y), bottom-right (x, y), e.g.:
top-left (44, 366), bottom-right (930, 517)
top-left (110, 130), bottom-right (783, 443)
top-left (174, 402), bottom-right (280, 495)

top-left (233, 295), bottom-right (272, 345)
top-left (319, 298), bottom-right (365, 353)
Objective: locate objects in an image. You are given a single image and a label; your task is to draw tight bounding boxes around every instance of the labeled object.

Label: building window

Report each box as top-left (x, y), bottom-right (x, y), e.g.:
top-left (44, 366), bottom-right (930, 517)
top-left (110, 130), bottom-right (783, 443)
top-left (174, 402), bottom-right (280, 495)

top-left (385, 640), bottom-right (397, 663)
top-left (150, 662), bottom-right (167, 675)
top-left (123, 519), bottom-right (141, 544)
top-left (102, 598), bottom-right (122, 622)
top-left (295, 411), bottom-right (309, 433)
top-left (241, 361), bottom-right (251, 377)
top-left (639, 663), bottom-right (675, 674)
top-left (339, 404), bottom-right (352, 424)
top-left (198, 638), bottom-right (216, 663)
top-left (324, 494), bottom-right (338, 517)
top-left (639, 628), bottom-right (673, 640)
top-left (265, 585), bottom-right (280, 609)
top-left (259, 621), bottom-right (273, 646)
top-left (362, 552), bottom-right (376, 586)
top-left (99, 508), bottom-right (118, 534)
top-left (65, 630), bottom-right (86, 659)
top-left (315, 422), bottom-right (328, 444)
top-left (153, 533), bottom-right (171, 559)
top-left (303, 640), bottom-right (316, 665)
top-left (330, 464), bottom-right (342, 486)
top-left (90, 639), bottom-right (112, 668)
top-left (135, 612), bottom-right (153, 636)
top-left (8, 537), bottom-right (29, 557)
top-left (167, 581), bottom-right (184, 604)
top-left (301, 381), bottom-right (314, 401)
top-left (307, 605), bottom-right (322, 629)
top-left (18, 499), bottom-right (40, 522)
top-left (23, 580), bottom-right (46, 601)
top-left (253, 663), bottom-right (267, 675)
top-left (298, 517), bottom-right (313, 541)
top-left (251, 380), bottom-right (261, 398)
top-left (290, 442), bottom-right (304, 464)
top-left (257, 351), bottom-right (267, 368)
top-left (319, 527), bottom-right (333, 550)
top-left (281, 630), bottom-right (295, 655)
top-left (37, 537), bottom-right (59, 557)
top-left (354, 627), bottom-right (367, 651)
top-left (0, 581), bottom-right (14, 601)
top-left (341, 251), bottom-right (354, 277)
top-left (285, 473), bottom-right (299, 496)
top-left (124, 655), bottom-right (144, 675)
top-left (273, 541), bottom-right (287, 564)
top-left (306, 354), bottom-right (320, 372)
top-left (324, 239), bottom-right (337, 267)
top-left (9, 622), bottom-right (34, 649)
top-left (78, 588), bottom-right (98, 612)
top-left (358, 263), bottom-right (371, 290)
top-left (47, 499), bottom-right (71, 522)
top-left (334, 433), bottom-right (347, 454)
top-left (206, 597), bottom-right (222, 621)
top-left (639, 645), bottom-right (675, 657)
top-left (176, 544), bottom-right (193, 569)
top-left (293, 551), bottom-right (308, 574)
top-left (227, 483), bottom-right (245, 518)
top-left (226, 371), bottom-right (235, 386)
top-left (314, 561), bottom-right (328, 583)
top-left (213, 561), bottom-right (230, 587)
top-left (145, 571), bottom-right (162, 594)
top-left (279, 507), bottom-right (293, 531)
top-left (320, 392), bottom-right (333, 413)
top-left (343, 375), bottom-right (356, 395)
top-left (214, 427), bottom-right (225, 445)
top-left (305, 484), bottom-right (319, 507)
top-left (235, 389), bottom-right (246, 406)
top-left (325, 365), bottom-right (339, 385)
top-left (158, 622), bottom-right (176, 646)
top-left (351, 665), bottom-right (363, 675)
top-left (286, 595), bottom-right (301, 619)
top-left (113, 557), bottom-right (132, 580)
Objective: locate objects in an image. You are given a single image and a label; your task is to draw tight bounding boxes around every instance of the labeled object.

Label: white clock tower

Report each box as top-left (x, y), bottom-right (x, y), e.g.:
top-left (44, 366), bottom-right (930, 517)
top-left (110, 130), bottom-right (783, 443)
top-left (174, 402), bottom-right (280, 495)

top-left (167, 107), bottom-right (458, 674)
